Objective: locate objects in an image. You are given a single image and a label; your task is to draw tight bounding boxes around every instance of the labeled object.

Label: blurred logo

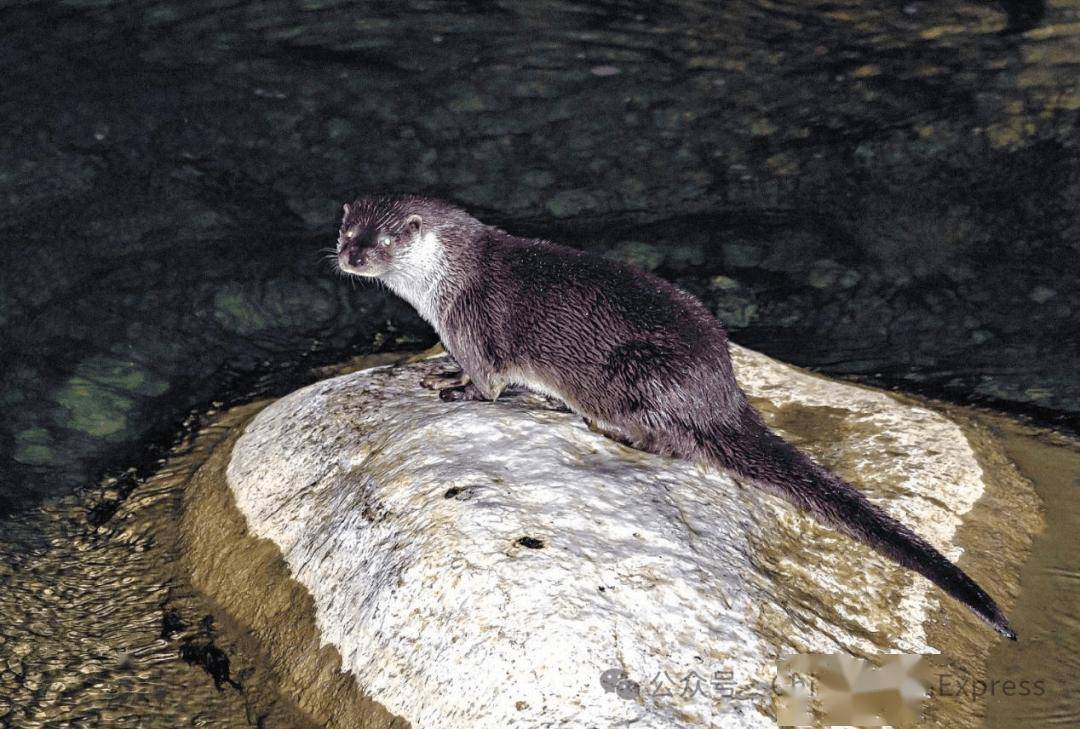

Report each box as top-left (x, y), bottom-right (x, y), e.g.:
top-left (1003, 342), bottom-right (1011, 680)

top-left (774, 654), bottom-right (930, 726)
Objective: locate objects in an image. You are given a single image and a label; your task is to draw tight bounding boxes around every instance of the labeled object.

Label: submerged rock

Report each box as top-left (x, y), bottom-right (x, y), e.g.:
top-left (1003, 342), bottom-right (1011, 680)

top-left (188, 348), bottom-right (1036, 728)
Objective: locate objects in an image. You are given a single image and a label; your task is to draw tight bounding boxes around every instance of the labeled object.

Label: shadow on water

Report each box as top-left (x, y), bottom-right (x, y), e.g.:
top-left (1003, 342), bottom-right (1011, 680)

top-left (999, 0), bottom-right (1047, 34)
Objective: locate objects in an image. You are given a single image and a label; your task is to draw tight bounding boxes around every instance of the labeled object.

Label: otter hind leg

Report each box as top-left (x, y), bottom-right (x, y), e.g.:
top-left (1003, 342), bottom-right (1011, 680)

top-left (542, 396), bottom-right (572, 413)
top-left (583, 417), bottom-right (637, 448)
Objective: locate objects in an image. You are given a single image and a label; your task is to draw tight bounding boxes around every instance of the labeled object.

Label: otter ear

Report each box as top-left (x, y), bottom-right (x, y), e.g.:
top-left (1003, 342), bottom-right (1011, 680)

top-left (342, 203), bottom-right (351, 217)
top-left (405, 214), bottom-right (423, 237)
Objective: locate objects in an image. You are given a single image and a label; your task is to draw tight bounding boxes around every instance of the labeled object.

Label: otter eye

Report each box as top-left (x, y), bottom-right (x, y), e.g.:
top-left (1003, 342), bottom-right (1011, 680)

top-left (379, 236), bottom-right (392, 247)
top-left (345, 229), bottom-right (357, 239)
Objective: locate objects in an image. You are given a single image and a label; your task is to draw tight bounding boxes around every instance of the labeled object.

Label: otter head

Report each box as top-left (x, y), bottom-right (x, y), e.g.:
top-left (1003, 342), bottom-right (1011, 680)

top-left (336, 198), bottom-right (425, 278)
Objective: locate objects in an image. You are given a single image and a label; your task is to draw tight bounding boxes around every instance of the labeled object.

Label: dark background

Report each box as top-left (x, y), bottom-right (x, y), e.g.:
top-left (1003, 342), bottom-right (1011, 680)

top-left (1, 0), bottom-right (1077, 515)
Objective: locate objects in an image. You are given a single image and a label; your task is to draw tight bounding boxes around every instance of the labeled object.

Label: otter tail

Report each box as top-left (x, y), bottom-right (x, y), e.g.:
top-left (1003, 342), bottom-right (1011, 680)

top-left (703, 404), bottom-right (1016, 640)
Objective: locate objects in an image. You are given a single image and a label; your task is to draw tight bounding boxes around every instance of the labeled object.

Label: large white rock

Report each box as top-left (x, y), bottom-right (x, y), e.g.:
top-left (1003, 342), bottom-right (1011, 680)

top-left (225, 347), bottom-right (995, 728)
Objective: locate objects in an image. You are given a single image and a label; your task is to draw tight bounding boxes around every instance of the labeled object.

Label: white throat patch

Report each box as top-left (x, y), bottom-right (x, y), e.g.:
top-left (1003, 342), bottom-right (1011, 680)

top-left (381, 230), bottom-right (447, 330)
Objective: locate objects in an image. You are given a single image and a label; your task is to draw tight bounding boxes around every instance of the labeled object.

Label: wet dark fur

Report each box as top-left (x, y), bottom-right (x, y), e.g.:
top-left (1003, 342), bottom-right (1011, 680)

top-left (338, 195), bottom-right (1016, 640)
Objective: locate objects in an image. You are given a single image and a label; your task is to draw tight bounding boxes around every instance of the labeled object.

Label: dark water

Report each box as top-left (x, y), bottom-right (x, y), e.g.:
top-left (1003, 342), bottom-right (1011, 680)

top-left (2, 0), bottom-right (1079, 514)
top-left (0, 0), bottom-right (1078, 725)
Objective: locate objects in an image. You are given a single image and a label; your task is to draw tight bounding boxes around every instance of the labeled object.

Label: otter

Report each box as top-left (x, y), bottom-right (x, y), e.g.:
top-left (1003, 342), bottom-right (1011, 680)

top-left (335, 194), bottom-right (1016, 640)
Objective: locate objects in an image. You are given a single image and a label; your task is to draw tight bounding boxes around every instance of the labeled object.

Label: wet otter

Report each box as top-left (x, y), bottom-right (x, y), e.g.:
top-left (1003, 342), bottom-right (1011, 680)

top-left (335, 194), bottom-right (1016, 640)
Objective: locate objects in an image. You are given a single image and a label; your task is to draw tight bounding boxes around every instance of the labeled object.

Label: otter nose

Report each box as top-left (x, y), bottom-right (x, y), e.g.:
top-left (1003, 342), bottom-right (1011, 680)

top-left (346, 247), bottom-right (367, 268)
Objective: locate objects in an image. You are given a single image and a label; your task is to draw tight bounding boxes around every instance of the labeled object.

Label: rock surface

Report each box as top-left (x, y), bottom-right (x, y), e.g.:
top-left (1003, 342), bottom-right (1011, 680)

top-left (214, 348), bottom-right (1036, 728)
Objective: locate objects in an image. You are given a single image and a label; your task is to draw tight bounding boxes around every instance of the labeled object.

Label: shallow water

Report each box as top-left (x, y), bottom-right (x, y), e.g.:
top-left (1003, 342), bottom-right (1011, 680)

top-left (0, 409), bottom-right (319, 728)
top-left (0, 355), bottom-right (410, 727)
top-left (983, 425), bottom-right (1080, 728)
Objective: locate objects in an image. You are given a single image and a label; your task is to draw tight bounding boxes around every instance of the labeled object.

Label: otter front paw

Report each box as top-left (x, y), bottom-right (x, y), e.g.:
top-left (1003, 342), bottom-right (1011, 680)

top-left (439, 383), bottom-right (488, 402)
top-left (421, 369), bottom-right (469, 391)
